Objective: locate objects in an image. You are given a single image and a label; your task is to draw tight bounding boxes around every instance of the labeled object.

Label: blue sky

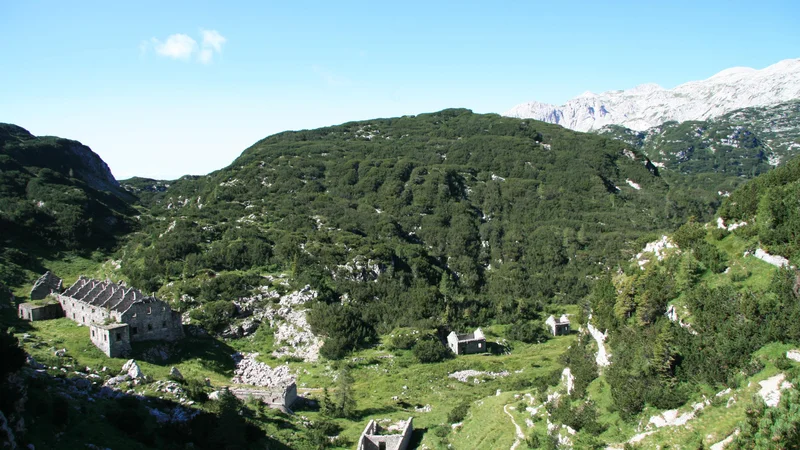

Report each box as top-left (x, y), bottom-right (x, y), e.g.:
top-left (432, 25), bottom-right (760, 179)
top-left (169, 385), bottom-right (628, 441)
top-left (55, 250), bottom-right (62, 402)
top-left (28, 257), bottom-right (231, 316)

top-left (1, 0), bottom-right (798, 179)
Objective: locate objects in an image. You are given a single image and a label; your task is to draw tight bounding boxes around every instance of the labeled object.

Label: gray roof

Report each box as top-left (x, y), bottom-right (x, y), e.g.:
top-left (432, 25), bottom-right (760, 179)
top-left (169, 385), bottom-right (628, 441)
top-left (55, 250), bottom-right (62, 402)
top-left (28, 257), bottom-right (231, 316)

top-left (61, 277), bottom-right (159, 313)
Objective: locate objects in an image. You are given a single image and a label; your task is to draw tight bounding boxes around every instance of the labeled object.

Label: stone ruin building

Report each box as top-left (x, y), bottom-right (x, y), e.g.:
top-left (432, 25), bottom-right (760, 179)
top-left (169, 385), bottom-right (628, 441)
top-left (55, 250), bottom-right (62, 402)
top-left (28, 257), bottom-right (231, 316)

top-left (30, 271), bottom-right (63, 300)
top-left (546, 314), bottom-right (571, 336)
top-left (228, 383), bottom-right (298, 412)
top-left (447, 327), bottom-right (486, 355)
top-left (18, 274), bottom-right (184, 357)
top-left (357, 417), bottom-right (413, 450)
top-left (18, 271), bottom-right (65, 321)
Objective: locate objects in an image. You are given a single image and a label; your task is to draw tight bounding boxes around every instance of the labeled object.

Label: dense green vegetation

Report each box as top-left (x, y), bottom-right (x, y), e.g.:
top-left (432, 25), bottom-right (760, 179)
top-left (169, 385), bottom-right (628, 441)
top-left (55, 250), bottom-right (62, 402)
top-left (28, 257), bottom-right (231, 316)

top-left (720, 155), bottom-right (800, 263)
top-left (109, 109), bottom-right (726, 351)
top-left (597, 100), bottom-right (800, 204)
top-left (0, 124), bottom-right (136, 287)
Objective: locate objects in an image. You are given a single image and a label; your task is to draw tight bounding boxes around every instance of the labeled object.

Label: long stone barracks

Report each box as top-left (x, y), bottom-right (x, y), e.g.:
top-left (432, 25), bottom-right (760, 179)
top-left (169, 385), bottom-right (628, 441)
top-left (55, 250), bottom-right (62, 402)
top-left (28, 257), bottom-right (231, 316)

top-left (19, 275), bottom-right (184, 357)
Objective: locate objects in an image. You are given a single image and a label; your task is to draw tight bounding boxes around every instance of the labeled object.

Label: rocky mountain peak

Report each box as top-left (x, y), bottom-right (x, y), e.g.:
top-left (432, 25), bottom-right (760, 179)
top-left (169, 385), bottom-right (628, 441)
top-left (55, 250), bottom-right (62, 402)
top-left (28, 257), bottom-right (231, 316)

top-left (504, 58), bottom-right (800, 132)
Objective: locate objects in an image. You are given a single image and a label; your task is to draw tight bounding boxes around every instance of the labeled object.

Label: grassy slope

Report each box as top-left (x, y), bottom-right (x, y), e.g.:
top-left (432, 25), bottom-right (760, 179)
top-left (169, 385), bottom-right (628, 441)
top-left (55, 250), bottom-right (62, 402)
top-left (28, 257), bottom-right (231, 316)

top-left (12, 227), bottom-right (792, 449)
top-left (8, 261), bottom-right (579, 450)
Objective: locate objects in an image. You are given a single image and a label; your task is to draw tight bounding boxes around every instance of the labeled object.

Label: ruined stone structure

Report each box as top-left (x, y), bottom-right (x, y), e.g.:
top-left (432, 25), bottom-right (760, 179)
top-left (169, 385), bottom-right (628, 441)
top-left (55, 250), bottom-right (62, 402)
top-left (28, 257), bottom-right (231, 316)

top-left (90, 322), bottom-right (132, 358)
top-left (447, 328), bottom-right (486, 355)
top-left (18, 302), bottom-right (64, 321)
top-left (228, 382), bottom-right (298, 411)
top-left (18, 274), bottom-right (184, 357)
top-left (357, 417), bottom-right (413, 450)
top-left (55, 277), bottom-right (184, 356)
top-left (30, 271), bottom-right (63, 300)
top-left (546, 314), bottom-right (571, 336)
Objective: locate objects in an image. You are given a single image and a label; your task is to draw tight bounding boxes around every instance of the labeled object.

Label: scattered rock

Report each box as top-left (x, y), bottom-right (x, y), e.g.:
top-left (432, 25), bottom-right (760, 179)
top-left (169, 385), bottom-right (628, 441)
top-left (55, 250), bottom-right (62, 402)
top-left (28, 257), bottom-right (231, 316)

top-left (231, 353), bottom-right (295, 388)
top-left (26, 356), bottom-right (45, 370)
top-left (448, 370), bottom-right (510, 383)
top-left (169, 367), bottom-right (183, 381)
top-left (103, 375), bottom-right (130, 387)
top-left (753, 248), bottom-right (791, 268)
top-left (648, 398), bottom-right (709, 428)
top-left (122, 360), bottom-right (144, 379)
top-left (54, 348), bottom-right (67, 357)
top-left (710, 429), bottom-right (740, 450)
top-left (787, 350), bottom-right (800, 362)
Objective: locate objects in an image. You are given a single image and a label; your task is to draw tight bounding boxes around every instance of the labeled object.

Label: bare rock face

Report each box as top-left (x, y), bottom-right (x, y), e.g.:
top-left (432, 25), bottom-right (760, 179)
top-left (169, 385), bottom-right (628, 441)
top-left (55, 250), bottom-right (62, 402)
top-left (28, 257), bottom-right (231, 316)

top-left (505, 59), bottom-right (800, 132)
top-left (30, 271), bottom-right (63, 300)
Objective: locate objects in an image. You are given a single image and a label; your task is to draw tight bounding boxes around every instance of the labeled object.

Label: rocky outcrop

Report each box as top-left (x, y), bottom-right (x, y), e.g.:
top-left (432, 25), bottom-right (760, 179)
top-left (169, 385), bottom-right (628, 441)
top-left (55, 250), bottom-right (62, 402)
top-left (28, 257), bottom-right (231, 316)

top-left (758, 373), bottom-right (793, 407)
top-left (239, 285), bottom-right (322, 361)
top-left (121, 359), bottom-right (144, 379)
top-left (587, 322), bottom-right (611, 367)
top-left (0, 124), bottom-right (123, 195)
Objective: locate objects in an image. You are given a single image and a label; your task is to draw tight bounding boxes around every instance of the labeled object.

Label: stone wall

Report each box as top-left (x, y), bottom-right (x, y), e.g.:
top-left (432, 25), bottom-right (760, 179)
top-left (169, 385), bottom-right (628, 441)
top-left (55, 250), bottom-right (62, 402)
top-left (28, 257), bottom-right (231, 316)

top-left (357, 418), bottom-right (413, 450)
top-left (459, 339), bottom-right (485, 355)
top-left (58, 294), bottom-right (114, 326)
top-left (18, 302), bottom-right (64, 321)
top-left (446, 332), bottom-right (460, 354)
top-left (119, 300), bottom-right (184, 342)
top-left (228, 382), bottom-right (297, 408)
top-left (90, 323), bottom-right (131, 357)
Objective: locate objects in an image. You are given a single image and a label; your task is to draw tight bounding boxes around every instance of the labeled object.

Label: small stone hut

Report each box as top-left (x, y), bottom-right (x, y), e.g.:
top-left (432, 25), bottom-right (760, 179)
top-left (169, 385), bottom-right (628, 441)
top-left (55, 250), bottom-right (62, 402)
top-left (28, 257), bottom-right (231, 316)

top-left (447, 328), bottom-right (486, 355)
top-left (30, 271), bottom-right (63, 300)
top-left (546, 314), bottom-right (571, 336)
top-left (18, 302), bottom-right (64, 321)
top-left (357, 417), bottom-right (413, 450)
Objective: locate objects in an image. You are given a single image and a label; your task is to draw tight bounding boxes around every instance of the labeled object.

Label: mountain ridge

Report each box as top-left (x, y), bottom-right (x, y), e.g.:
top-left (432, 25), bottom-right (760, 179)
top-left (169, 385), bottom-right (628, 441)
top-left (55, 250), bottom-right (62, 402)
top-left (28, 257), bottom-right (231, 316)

top-left (504, 58), bottom-right (800, 132)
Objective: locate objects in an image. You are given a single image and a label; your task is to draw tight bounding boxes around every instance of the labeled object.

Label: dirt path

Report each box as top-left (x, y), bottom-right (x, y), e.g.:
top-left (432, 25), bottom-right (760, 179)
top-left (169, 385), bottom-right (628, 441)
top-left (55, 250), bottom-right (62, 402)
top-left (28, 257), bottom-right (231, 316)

top-left (503, 404), bottom-right (525, 450)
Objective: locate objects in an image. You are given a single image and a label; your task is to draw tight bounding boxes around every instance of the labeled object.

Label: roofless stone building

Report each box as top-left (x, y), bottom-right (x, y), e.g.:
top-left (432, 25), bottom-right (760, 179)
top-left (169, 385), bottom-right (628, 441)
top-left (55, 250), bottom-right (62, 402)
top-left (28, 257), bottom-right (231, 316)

top-left (58, 277), bottom-right (184, 357)
top-left (447, 328), bottom-right (486, 355)
top-left (357, 417), bottom-right (413, 450)
top-left (19, 274), bottom-right (184, 357)
top-left (546, 314), bottom-right (571, 336)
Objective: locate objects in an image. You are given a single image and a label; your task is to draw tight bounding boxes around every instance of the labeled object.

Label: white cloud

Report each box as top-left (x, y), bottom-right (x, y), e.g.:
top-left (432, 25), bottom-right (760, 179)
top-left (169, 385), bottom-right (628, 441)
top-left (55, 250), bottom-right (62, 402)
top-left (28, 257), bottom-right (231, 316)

top-left (201, 29), bottom-right (226, 52)
top-left (145, 30), bottom-right (226, 64)
top-left (154, 34), bottom-right (197, 60)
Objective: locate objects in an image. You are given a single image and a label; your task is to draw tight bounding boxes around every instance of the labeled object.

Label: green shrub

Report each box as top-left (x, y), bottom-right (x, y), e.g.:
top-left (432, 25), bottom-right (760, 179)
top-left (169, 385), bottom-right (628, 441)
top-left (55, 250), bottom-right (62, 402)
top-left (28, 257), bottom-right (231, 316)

top-left (447, 401), bottom-right (470, 423)
top-left (507, 321), bottom-right (550, 344)
top-left (413, 337), bottom-right (452, 363)
top-left (189, 300), bottom-right (237, 333)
